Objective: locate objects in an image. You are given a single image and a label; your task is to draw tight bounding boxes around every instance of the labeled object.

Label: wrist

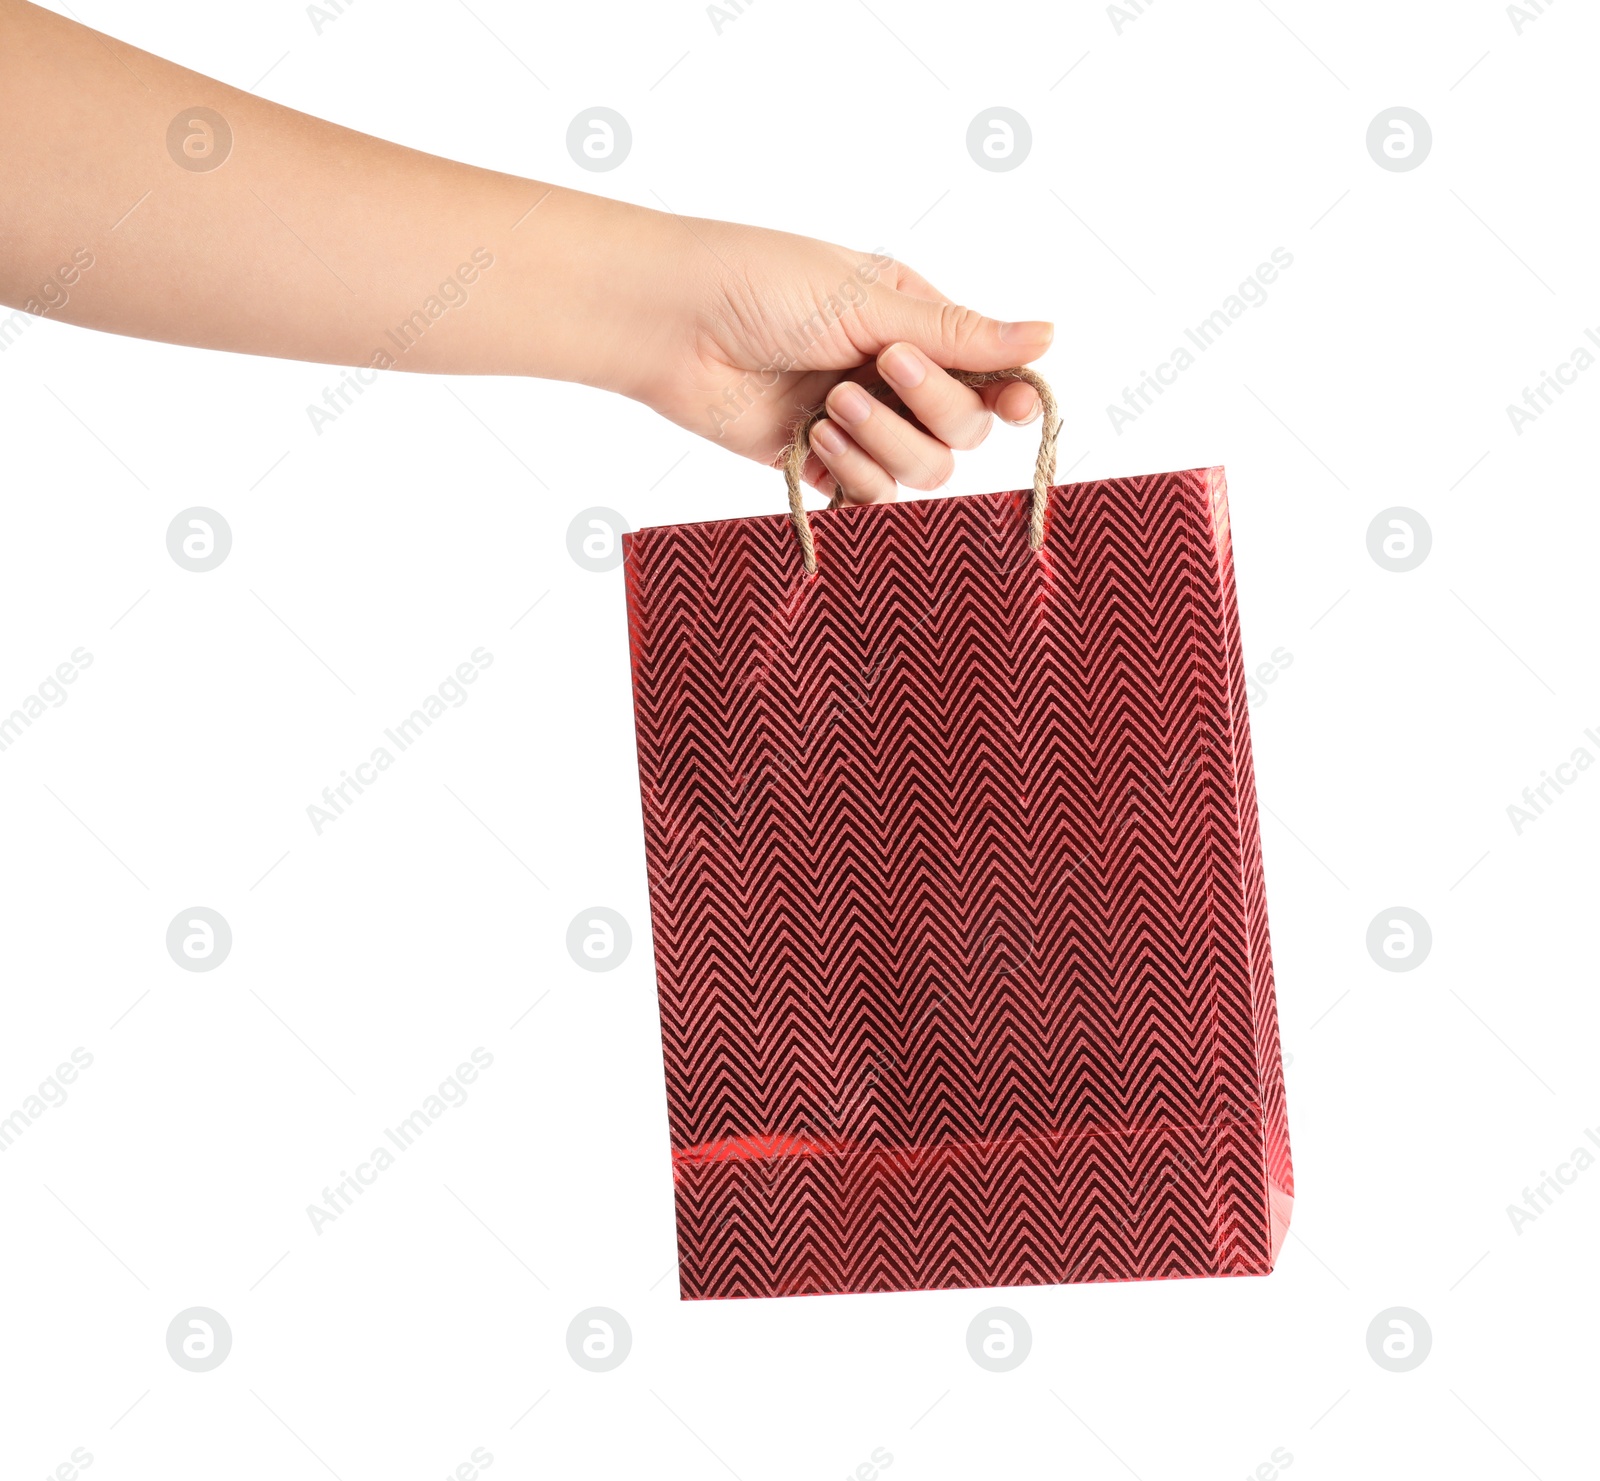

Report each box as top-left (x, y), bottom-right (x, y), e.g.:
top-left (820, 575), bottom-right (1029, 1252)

top-left (501, 189), bottom-right (700, 402)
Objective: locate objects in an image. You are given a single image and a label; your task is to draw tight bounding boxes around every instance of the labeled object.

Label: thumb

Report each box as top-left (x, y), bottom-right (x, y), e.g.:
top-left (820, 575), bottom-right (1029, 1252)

top-left (863, 291), bottom-right (1053, 372)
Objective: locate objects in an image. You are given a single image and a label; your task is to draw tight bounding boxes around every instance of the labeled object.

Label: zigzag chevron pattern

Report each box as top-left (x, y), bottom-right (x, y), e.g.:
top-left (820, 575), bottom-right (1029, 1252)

top-left (623, 466), bottom-right (1293, 1299)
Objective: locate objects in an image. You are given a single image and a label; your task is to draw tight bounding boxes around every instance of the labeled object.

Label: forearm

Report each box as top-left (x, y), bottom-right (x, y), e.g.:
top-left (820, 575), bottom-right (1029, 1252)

top-left (0, 0), bottom-right (685, 391)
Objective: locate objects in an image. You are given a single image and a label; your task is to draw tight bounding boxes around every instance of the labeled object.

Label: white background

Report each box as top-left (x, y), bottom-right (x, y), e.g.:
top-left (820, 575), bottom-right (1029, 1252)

top-left (3, 0), bottom-right (1597, 1477)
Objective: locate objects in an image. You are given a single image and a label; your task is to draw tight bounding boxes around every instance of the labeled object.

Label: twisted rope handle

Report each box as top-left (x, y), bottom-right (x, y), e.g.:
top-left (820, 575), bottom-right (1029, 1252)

top-left (781, 366), bottom-right (1061, 576)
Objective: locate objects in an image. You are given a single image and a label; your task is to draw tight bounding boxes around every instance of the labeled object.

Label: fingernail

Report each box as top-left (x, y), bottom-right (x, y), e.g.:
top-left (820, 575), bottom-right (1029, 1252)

top-left (829, 382), bottom-right (873, 425)
top-left (812, 419), bottom-right (846, 454)
top-left (879, 343), bottom-right (925, 389)
top-left (999, 319), bottom-right (1054, 345)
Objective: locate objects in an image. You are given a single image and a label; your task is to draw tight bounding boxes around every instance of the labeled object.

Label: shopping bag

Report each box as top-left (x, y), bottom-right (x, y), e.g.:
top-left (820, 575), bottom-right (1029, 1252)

top-left (622, 369), bottom-right (1293, 1299)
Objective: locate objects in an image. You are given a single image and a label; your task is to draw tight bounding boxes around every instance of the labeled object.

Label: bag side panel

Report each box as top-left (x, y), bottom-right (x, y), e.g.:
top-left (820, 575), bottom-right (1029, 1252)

top-left (1202, 467), bottom-right (1294, 1267)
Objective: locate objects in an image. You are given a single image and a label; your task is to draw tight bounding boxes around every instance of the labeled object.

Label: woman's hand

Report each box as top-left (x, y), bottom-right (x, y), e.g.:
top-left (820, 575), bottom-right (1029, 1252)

top-left (616, 215), bottom-right (1053, 504)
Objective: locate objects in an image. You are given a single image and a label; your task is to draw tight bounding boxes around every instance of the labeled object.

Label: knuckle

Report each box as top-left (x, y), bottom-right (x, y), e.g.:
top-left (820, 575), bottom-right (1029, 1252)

top-left (833, 463), bottom-right (873, 502)
top-left (864, 468), bottom-right (899, 503)
top-left (948, 411), bottom-right (993, 452)
top-left (905, 450), bottom-right (955, 491)
top-left (937, 302), bottom-right (983, 355)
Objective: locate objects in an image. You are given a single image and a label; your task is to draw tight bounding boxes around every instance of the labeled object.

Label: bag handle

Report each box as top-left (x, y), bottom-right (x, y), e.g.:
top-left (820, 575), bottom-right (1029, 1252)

top-left (781, 366), bottom-right (1061, 576)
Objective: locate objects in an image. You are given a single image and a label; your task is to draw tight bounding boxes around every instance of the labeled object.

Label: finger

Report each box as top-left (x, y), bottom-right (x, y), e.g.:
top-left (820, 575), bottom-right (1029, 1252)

top-left (809, 419), bottom-right (896, 505)
top-left (980, 378), bottom-right (1042, 425)
top-left (875, 343), bottom-right (996, 451)
top-left (800, 450), bottom-right (836, 497)
top-left (824, 378), bottom-right (954, 491)
top-left (867, 289), bottom-right (1053, 374)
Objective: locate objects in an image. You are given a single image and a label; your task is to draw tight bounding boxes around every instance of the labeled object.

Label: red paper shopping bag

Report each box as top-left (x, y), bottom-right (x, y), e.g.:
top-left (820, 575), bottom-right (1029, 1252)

top-left (622, 373), bottom-right (1292, 1299)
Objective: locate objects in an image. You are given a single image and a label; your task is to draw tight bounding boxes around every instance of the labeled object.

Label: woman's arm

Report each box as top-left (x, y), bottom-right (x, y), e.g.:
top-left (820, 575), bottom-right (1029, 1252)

top-left (0, 0), bottom-right (1053, 501)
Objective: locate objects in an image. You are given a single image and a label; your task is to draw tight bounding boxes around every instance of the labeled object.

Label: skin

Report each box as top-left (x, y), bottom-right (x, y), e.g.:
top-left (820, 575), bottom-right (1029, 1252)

top-left (0, 0), bottom-right (1052, 505)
